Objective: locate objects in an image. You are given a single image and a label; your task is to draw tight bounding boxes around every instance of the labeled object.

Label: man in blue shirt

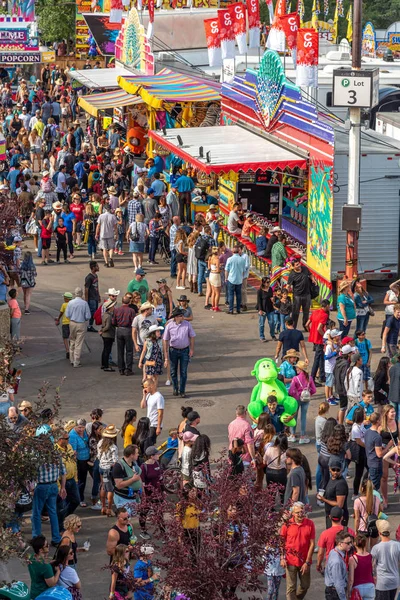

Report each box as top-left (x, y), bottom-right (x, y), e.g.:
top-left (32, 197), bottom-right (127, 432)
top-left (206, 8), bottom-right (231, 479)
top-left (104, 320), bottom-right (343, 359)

top-left (7, 165), bottom-right (22, 194)
top-left (175, 169), bottom-right (195, 223)
top-left (74, 156), bottom-right (85, 184)
top-left (225, 245), bottom-right (246, 314)
top-left (381, 304), bottom-right (400, 357)
top-left (324, 530), bottom-right (351, 600)
top-left (345, 389), bottom-right (374, 427)
top-left (151, 173), bottom-right (166, 200)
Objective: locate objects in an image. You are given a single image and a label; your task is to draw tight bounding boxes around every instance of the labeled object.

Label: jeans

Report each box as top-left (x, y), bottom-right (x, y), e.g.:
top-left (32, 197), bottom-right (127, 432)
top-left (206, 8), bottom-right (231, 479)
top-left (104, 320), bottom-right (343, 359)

top-left (338, 319), bottom-right (352, 338)
top-left (353, 583), bottom-right (375, 600)
top-left (311, 343), bottom-right (325, 382)
top-left (10, 317), bottom-right (21, 340)
top-left (228, 281), bottom-right (242, 313)
top-left (292, 294), bottom-right (311, 329)
top-left (258, 312), bottom-right (277, 340)
top-left (316, 444), bottom-right (322, 490)
top-left (37, 236), bottom-right (43, 258)
top-left (102, 337), bottom-right (114, 368)
top-left (291, 401), bottom-right (309, 437)
top-left (77, 459), bottom-right (89, 502)
top-left (356, 314), bottom-right (370, 332)
top-left (197, 260), bottom-right (207, 294)
top-left (88, 299), bottom-right (98, 328)
top-left (279, 313), bottom-right (287, 331)
top-left (90, 458), bottom-right (101, 499)
top-left (149, 237), bottom-right (159, 262)
top-left (169, 346), bottom-right (190, 393)
top-left (57, 477), bottom-right (80, 529)
top-left (170, 249), bottom-right (177, 277)
top-left (67, 230), bottom-right (74, 255)
top-left (117, 327), bottom-right (133, 372)
top-left (353, 447), bottom-right (367, 496)
top-left (116, 232), bottom-right (124, 251)
top-left (87, 235), bottom-right (97, 256)
top-left (32, 482), bottom-right (61, 543)
top-left (369, 465), bottom-right (382, 491)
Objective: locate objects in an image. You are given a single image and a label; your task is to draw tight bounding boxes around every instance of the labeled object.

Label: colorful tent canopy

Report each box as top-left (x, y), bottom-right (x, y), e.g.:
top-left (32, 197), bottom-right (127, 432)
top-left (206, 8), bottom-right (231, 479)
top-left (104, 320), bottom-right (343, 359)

top-left (78, 90), bottom-right (143, 118)
top-left (118, 68), bottom-right (221, 110)
top-left (149, 126), bottom-right (307, 175)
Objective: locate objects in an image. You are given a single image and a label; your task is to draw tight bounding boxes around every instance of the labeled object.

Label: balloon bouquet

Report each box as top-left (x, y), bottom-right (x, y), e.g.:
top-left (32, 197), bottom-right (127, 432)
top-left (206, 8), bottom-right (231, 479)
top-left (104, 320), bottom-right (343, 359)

top-left (247, 358), bottom-right (298, 427)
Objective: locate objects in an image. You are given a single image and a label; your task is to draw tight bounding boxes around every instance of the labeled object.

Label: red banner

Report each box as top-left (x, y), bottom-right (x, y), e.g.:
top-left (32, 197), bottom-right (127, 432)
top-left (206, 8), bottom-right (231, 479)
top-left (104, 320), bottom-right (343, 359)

top-left (231, 2), bottom-right (246, 35)
top-left (279, 12), bottom-right (299, 49)
top-left (297, 28), bottom-right (319, 65)
top-left (204, 17), bottom-right (222, 66)
top-left (274, 0), bottom-right (287, 21)
top-left (246, 0), bottom-right (260, 29)
top-left (218, 8), bottom-right (235, 42)
top-left (148, 0), bottom-right (154, 22)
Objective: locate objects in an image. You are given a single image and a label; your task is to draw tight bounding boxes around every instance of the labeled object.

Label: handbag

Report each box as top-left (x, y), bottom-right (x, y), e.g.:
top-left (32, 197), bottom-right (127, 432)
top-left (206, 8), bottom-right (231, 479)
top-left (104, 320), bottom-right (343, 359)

top-left (309, 280), bottom-right (320, 300)
top-left (367, 305), bottom-right (375, 316)
top-left (25, 217), bottom-right (37, 235)
top-left (130, 223), bottom-right (140, 242)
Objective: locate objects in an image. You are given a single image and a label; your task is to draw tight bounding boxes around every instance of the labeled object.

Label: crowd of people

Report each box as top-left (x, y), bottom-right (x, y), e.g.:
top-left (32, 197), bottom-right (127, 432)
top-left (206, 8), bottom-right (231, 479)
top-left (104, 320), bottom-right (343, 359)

top-left (1, 71), bottom-right (400, 600)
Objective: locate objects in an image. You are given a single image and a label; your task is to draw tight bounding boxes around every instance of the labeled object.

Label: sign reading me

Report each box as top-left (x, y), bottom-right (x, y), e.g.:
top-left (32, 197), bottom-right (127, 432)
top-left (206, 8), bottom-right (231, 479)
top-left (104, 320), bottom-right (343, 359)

top-left (332, 69), bottom-right (379, 108)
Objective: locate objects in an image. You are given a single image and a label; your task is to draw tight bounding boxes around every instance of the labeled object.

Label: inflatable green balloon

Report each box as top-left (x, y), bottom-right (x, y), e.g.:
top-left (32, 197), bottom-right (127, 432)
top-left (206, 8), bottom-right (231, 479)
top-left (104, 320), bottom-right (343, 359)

top-left (248, 358), bottom-right (298, 426)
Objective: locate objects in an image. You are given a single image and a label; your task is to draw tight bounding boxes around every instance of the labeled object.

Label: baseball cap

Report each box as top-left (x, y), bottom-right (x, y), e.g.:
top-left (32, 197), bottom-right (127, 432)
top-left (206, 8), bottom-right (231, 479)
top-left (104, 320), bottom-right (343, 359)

top-left (341, 336), bottom-right (354, 345)
top-left (182, 431), bottom-right (198, 443)
top-left (147, 187), bottom-right (155, 195)
top-left (329, 456), bottom-right (342, 470)
top-left (330, 506), bottom-right (343, 521)
top-left (63, 292), bottom-right (73, 299)
top-left (341, 344), bottom-right (354, 355)
top-left (145, 445), bottom-right (159, 457)
top-left (376, 519), bottom-right (391, 535)
top-left (136, 267), bottom-right (146, 276)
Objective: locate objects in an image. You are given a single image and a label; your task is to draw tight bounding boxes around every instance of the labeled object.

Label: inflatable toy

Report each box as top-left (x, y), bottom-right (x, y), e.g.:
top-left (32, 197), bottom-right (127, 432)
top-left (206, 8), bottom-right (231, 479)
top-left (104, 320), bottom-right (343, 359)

top-left (125, 125), bottom-right (147, 155)
top-left (248, 358), bottom-right (298, 427)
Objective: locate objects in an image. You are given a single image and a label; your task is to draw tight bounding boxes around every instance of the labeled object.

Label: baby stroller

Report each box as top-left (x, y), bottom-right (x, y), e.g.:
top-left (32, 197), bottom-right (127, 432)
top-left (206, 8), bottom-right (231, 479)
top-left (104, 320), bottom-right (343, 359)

top-left (159, 230), bottom-right (171, 264)
top-left (157, 441), bottom-right (181, 494)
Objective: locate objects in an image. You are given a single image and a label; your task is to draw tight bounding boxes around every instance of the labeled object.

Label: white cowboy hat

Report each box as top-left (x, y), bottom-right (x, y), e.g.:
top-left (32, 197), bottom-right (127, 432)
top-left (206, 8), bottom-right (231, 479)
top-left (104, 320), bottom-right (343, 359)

top-left (108, 288), bottom-right (120, 296)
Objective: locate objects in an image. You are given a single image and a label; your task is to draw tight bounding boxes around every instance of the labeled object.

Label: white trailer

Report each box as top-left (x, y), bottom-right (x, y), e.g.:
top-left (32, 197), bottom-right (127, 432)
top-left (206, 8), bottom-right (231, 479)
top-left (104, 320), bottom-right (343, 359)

top-left (331, 124), bottom-right (400, 279)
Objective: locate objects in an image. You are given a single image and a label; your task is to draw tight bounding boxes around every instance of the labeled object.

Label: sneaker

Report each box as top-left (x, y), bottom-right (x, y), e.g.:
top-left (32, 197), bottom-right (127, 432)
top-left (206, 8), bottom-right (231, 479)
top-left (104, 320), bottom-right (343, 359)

top-left (177, 286), bottom-right (186, 290)
top-left (165, 379), bottom-right (171, 386)
top-left (328, 397), bottom-right (339, 406)
top-left (64, 259), bottom-right (70, 264)
top-left (204, 304), bottom-right (212, 310)
top-left (47, 259), bottom-right (54, 263)
top-left (56, 260), bottom-right (60, 264)
top-left (260, 338), bottom-right (266, 342)
top-left (214, 306), bottom-right (222, 312)
top-left (173, 389), bottom-right (179, 396)
top-left (87, 326), bottom-right (97, 333)
top-left (90, 502), bottom-right (102, 511)
top-left (299, 437), bottom-right (311, 444)
top-left (66, 352), bottom-right (70, 360)
top-left (109, 259), bottom-right (114, 267)
top-left (287, 434), bottom-right (296, 443)
top-left (140, 531), bottom-right (151, 540)
top-left (24, 310), bottom-right (30, 315)
top-left (118, 251), bottom-right (124, 256)
top-left (317, 500), bottom-right (325, 508)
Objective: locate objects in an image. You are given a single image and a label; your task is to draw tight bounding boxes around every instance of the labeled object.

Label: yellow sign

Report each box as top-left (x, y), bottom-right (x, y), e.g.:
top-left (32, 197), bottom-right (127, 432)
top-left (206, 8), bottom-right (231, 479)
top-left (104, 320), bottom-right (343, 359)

top-left (103, 117), bottom-right (112, 130)
top-left (303, 20), bottom-right (336, 44)
top-left (41, 51), bottom-right (55, 62)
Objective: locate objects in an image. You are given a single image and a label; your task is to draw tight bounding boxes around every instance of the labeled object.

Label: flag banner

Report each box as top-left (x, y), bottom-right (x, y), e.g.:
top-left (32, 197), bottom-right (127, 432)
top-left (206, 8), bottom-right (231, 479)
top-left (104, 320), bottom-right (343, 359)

top-left (324, 0), bottom-right (329, 15)
top-left (280, 12), bottom-right (299, 66)
top-left (266, 0), bottom-right (274, 23)
top-left (247, 0), bottom-right (261, 47)
top-left (311, 0), bottom-right (319, 30)
top-left (148, 0), bottom-right (154, 21)
top-left (296, 28), bottom-right (318, 87)
top-left (346, 4), bottom-right (352, 42)
top-left (297, 0), bottom-right (305, 25)
top-left (109, 0), bottom-right (123, 23)
top-left (332, 3), bottom-right (338, 42)
top-left (137, 0), bottom-right (142, 10)
top-left (204, 17), bottom-right (222, 67)
top-left (337, 0), bottom-right (343, 17)
top-left (231, 2), bottom-right (247, 54)
top-left (147, 21), bottom-right (154, 38)
top-left (218, 8), bottom-right (236, 59)
top-left (267, 0), bottom-right (286, 51)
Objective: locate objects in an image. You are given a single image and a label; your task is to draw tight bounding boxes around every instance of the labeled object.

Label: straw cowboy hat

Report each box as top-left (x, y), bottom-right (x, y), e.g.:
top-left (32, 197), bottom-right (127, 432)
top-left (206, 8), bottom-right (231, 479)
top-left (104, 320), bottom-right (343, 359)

top-left (104, 299), bottom-right (116, 311)
top-left (338, 279), bottom-right (351, 293)
top-left (283, 349), bottom-right (300, 361)
top-left (102, 424), bottom-right (120, 438)
top-left (55, 78), bottom-right (63, 85)
top-left (108, 186), bottom-right (117, 195)
top-left (296, 360), bottom-right (308, 372)
top-left (140, 301), bottom-right (154, 312)
top-left (52, 201), bottom-right (63, 210)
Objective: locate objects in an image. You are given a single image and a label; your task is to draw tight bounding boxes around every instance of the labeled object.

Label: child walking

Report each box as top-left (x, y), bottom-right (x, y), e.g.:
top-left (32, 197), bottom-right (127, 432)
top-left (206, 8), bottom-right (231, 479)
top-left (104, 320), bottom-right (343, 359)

top-left (55, 291), bottom-right (73, 359)
top-left (115, 208), bottom-right (125, 256)
top-left (8, 288), bottom-right (22, 341)
top-left (324, 328), bottom-right (342, 405)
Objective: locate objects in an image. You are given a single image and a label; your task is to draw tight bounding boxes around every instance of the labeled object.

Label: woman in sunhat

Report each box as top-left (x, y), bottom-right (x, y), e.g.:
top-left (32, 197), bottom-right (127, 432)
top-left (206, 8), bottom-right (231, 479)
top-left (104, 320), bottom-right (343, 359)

top-left (288, 360), bottom-right (316, 444)
top-left (100, 299), bottom-right (116, 372)
top-left (177, 295), bottom-right (193, 322)
top-left (138, 324), bottom-right (164, 384)
top-left (97, 424), bottom-right (119, 516)
top-left (337, 279), bottom-right (356, 338)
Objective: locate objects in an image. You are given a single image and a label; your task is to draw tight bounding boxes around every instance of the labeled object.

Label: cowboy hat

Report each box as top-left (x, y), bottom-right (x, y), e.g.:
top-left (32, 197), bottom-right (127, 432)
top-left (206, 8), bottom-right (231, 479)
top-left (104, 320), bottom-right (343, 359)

top-left (177, 295), bottom-right (190, 303)
top-left (271, 226), bottom-right (281, 233)
top-left (102, 424), bottom-right (120, 438)
top-left (338, 279), bottom-right (351, 293)
top-left (171, 307), bottom-right (185, 318)
top-left (42, 170), bottom-right (50, 177)
top-left (108, 186), bottom-right (117, 195)
top-left (296, 360), bottom-right (308, 372)
top-left (52, 201), bottom-right (63, 210)
top-left (55, 78), bottom-right (63, 85)
top-left (18, 400), bottom-right (32, 410)
top-left (140, 301), bottom-right (154, 312)
top-left (64, 419), bottom-right (76, 433)
top-left (283, 349), bottom-right (300, 360)
top-left (73, 120), bottom-right (80, 125)
top-left (147, 324), bottom-right (164, 335)
top-left (20, 160), bottom-right (31, 168)
top-left (108, 288), bottom-right (120, 296)
top-left (104, 299), bottom-right (116, 311)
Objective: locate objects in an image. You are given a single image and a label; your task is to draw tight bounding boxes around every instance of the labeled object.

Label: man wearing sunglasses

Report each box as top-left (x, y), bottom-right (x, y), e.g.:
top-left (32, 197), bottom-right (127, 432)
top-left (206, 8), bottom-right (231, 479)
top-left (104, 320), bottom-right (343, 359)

top-left (317, 457), bottom-right (349, 529)
top-left (324, 530), bottom-right (353, 600)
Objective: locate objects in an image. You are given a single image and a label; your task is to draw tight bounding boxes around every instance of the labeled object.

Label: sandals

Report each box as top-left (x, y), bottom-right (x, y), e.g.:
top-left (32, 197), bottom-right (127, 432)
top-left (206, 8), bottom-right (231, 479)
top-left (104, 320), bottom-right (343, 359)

top-left (103, 367), bottom-right (115, 372)
top-left (101, 508), bottom-right (107, 515)
top-left (80, 501), bottom-right (88, 507)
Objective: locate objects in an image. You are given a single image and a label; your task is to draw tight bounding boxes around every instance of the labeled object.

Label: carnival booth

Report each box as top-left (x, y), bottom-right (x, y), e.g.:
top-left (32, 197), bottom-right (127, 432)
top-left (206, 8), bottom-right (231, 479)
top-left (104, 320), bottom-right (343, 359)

top-left (148, 50), bottom-right (336, 301)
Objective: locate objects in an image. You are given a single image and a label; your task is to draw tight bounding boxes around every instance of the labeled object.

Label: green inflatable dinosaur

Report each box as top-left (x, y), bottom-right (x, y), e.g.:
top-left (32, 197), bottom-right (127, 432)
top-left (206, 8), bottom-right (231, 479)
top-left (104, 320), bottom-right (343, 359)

top-left (248, 358), bottom-right (298, 427)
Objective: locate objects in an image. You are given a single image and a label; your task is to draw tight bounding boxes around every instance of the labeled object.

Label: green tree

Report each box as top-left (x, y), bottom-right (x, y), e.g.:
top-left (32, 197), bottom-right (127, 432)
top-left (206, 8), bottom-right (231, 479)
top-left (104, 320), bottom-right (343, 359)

top-left (36, 0), bottom-right (75, 44)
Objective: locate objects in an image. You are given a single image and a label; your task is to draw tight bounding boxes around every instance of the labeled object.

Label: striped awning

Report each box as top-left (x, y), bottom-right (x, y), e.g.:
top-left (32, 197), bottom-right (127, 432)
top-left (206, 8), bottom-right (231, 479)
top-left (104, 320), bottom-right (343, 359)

top-left (118, 68), bottom-right (221, 110)
top-left (78, 89), bottom-right (143, 118)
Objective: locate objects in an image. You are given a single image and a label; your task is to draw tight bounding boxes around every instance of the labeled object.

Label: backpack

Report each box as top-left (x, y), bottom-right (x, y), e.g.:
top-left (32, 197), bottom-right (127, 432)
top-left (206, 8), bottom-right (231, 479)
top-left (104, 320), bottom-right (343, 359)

top-left (41, 177), bottom-right (53, 193)
top-left (52, 171), bottom-right (59, 186)
top-left (359, 498), bottom-right (379, 538)
top-left (295, 375), bottom-right (312, 403)
top-left (194, 236), bottom-right (209, 261)
top-left (129, 223), bottom-right (140, 242)
top-left (93, 304), bottom-right (102, 326)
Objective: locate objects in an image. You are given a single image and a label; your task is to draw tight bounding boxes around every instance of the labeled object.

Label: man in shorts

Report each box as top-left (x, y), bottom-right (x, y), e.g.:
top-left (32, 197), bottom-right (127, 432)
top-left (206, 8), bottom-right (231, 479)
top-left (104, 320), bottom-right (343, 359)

top-left (55, 291), bottom-right (73, 360)
top-left (95, 204), bottom-right (117, 268)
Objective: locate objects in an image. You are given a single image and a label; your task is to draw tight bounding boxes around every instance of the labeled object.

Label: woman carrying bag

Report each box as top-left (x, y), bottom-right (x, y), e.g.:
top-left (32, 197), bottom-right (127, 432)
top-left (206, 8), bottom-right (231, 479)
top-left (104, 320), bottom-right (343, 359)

top-left (288, 360), bottom-right (316, 445)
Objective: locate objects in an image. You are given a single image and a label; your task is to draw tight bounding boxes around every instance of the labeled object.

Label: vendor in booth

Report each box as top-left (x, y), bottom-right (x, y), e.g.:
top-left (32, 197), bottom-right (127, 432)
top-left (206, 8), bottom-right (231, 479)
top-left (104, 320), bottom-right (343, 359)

top-left (147, 150), bottom-right (164, 178)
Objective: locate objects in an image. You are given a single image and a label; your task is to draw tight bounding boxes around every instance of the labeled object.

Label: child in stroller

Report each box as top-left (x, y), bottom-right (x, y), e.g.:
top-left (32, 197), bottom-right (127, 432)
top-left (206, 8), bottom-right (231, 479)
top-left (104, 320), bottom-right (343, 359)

top-left (158, 428), bottom-right (179, 469)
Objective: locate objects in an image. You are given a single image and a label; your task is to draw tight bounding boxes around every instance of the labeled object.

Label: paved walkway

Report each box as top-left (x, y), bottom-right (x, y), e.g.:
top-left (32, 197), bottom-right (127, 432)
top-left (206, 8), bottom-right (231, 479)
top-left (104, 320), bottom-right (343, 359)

top-left (6, 241), bottom-right (400, 598)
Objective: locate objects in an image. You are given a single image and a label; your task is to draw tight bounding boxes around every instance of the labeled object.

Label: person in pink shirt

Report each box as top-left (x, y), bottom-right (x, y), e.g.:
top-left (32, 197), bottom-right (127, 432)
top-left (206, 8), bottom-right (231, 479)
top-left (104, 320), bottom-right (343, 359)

top-left (227, 405), bottom-right (256, 467)
top-left (8, 288), bottom-right (22, 341)
top-left (288, 361), bottom-right (317, 445)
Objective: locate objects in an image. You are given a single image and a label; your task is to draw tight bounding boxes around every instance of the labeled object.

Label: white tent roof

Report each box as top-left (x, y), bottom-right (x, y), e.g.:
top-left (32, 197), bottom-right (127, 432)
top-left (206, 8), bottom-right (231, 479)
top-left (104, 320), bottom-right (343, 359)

top-left (68, 67), bottom-right (135, 90)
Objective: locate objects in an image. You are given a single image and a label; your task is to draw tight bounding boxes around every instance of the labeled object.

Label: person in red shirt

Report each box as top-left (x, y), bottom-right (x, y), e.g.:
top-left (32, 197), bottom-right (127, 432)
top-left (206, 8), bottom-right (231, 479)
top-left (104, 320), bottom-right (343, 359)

top-left (306, 299), bottom-right (330, 386)
top-left (280, 502), bottom-right (315, 600)
top-left (316, 506), bottom-right (355, 573)
top-left (70, 193), bottom-right (85, 249)
top-left (40, 209), bottom-right (54, 266)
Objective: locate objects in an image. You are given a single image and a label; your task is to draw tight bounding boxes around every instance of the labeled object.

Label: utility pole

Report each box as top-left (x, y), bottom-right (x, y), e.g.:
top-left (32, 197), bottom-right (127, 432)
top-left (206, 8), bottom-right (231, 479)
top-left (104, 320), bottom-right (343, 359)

top-left (345, 0), bottom-right (362, 280)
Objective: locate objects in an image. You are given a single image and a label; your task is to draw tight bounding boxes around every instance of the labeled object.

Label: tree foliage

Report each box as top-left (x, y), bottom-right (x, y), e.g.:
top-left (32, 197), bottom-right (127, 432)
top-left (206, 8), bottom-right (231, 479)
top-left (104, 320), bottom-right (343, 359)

top-left (36, 0), bottom-right (75, 44)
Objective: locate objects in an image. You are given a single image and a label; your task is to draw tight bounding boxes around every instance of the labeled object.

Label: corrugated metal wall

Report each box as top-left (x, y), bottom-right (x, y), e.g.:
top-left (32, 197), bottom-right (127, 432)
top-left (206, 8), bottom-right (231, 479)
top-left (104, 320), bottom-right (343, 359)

top-left (331, 154), bottom-right (400, 275)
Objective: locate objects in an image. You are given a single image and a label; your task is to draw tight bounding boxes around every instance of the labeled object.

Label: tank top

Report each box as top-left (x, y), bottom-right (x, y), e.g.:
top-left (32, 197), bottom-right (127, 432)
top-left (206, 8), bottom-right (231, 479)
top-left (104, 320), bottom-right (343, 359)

top-left (353, 553), bottom-right (374, 586)
top-left (111, 524), bottom-right (131, 547)
top-left (381, 427), bottom-right (399, 447)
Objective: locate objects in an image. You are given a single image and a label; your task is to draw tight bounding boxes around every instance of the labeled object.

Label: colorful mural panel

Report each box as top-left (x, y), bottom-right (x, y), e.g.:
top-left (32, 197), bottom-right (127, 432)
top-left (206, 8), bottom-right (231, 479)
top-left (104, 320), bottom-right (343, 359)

top-left (306, 161), bottom-right (333, 281)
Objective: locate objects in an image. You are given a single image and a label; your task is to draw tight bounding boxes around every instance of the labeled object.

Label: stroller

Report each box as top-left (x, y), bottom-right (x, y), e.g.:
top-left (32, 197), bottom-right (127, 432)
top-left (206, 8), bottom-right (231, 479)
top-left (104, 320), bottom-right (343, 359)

top-left (157, 441), bottom-right (181, 494)
top-left (159, 230), bottom-right (171, 264)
